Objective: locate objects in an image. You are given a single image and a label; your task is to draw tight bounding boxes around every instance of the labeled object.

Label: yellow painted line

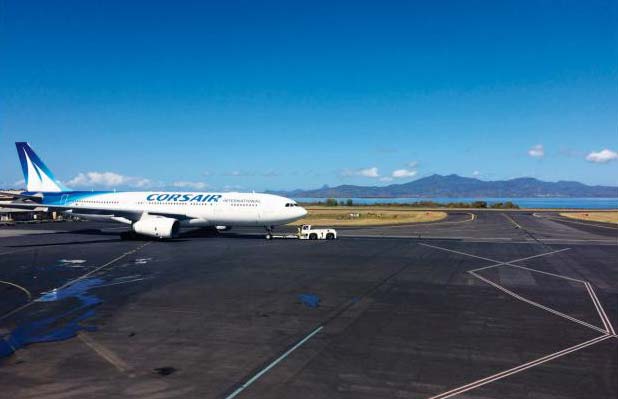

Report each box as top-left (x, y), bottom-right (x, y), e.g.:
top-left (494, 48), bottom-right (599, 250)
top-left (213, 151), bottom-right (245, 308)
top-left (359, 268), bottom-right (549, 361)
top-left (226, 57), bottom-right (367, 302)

top-left (414, 212), bottom-right (476, 227)
top-left (0, 280), bottom-right (32, 301)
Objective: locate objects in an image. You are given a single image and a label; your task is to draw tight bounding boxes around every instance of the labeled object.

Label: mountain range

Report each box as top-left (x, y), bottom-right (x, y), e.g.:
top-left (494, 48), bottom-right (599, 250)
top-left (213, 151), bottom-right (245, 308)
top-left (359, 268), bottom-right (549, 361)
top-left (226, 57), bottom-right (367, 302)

top-left (269, 174), bottom-right (618, 198)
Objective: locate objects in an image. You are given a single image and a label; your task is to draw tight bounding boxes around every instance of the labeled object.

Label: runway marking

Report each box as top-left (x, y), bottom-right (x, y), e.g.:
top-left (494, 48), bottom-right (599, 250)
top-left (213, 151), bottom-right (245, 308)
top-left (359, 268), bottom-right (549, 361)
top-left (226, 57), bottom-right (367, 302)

top-left (585, 282), bottom-right (616, 335)
top-left (224, 326), bottom-right (324, 399)
top-left (415, 212), bottom-right (476, 226)
top-left (467, 248), bottom-right (572, 273)
top-left (224, 243), bottom-right (415, 398)
top-left (95, 277), bottom-right (152, 288)
top-left (534, 213), bottom-right (618, 230)
top-left (501, 213), bottom-right (522, 229)
top-left (469, 271), bottom-right (606, 334)
top-left (422, 242), bottom-right (617, 398)
top-left (428, 334), bottom-right (613, 399)
top-left (503, 263), bottom-right (585, 283)
top-left (55, 242), bottom-right (152, 291)
top-left (0, 241), bottom-right (152, 322)
top-left (419, 242), bottom-right (502, 263)
top-left (0, 280), bottom-right (32, 301)
top-left (343, 235), bottom-right (617, 246)
top-left (78, 331), bottom-right (131, 373)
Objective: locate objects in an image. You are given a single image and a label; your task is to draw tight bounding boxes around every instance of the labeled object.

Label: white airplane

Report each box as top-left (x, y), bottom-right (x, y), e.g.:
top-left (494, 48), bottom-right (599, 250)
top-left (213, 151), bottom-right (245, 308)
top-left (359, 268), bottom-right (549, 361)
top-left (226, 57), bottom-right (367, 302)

top-left (2, 142), bottom-right (307, 239)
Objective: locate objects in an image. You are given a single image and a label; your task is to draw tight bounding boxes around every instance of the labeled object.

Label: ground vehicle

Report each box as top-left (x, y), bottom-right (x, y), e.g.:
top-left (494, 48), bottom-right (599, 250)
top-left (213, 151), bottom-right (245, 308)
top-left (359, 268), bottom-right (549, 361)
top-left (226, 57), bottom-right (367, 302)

top-left (265, 224), bottom-right (337, 240)
top-left (298, 224), bottom-right (337, 240)
top-left (297, 224), bottom-right (337, 240)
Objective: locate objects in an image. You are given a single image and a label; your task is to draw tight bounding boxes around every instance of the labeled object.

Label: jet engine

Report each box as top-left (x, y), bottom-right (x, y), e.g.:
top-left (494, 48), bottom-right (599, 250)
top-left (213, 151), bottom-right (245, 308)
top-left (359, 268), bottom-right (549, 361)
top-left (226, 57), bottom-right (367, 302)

top-left (132, 216), bottom-right (180, 239)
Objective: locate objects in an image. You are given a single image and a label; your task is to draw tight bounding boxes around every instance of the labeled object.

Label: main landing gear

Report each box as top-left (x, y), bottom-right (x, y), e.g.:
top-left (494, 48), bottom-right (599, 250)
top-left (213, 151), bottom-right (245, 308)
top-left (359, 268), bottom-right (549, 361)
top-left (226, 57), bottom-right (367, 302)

top-left (265, 225), bottom-right (274, 240)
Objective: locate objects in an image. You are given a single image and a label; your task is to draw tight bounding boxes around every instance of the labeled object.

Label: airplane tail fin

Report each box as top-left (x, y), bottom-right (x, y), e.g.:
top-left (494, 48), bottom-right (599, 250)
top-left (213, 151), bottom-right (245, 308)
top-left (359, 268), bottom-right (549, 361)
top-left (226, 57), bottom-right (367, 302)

top-left (15, 142), bottom-right (69, 193)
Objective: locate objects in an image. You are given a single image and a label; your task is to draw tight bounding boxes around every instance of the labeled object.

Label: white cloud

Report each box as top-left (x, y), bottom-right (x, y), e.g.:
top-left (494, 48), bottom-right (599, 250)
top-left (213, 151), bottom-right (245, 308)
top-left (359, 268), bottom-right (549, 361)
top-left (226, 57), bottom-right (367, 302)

top-left (585, 149), bottom-right (618, 163)
top-left (224, 170), bottom-right (256, 177)
top-left (341, 167), bottom-right (380, 178)
top-left (67, 172), bottom-right (154, 188)
top-left (407, 161), bottom-right (419, 168)
top-left (379, 177), bottom-right (393, 182)
top-left (472, 171), bottom-right (481, 177)
top-left (391, 169), bottom-right (417, 178)
top-left (172, 181), bottom-right (208, 190)
top-left (528, 144), bottom-right (544, 158)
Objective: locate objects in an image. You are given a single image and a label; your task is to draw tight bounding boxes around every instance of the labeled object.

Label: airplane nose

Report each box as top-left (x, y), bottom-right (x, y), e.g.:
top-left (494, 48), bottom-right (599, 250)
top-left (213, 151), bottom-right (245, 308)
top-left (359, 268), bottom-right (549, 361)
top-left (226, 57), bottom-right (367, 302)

top-left (299, 206), bottom-right (308, 217)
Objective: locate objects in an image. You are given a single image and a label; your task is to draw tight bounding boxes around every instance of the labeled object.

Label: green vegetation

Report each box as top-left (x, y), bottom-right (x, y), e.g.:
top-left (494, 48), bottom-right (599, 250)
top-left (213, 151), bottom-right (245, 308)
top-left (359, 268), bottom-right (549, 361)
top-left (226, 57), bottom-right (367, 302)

top-left (304, 200), bottom-right (519, 209)
top-left (489, 201), bottom-right (519, 209)
top-left (325, 198), bottom-right (338, 206)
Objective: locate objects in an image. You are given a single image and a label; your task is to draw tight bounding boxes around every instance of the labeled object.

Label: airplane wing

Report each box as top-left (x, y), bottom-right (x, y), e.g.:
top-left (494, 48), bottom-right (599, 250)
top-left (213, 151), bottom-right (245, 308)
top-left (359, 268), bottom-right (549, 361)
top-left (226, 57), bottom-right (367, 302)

top-left (1, 199), bottom-right (190, 222)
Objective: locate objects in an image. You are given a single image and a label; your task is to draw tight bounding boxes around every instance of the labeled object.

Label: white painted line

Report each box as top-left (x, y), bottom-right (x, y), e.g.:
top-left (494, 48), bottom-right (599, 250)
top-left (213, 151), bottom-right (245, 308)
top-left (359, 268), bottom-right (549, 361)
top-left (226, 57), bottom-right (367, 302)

top-left (95, 277), bottom-right (152, 288)
top-left (421, 243), bottom-right (571, 273)
top-left (546, 216), bottom-right (618, 230)
top-left (343, 234), bottom-right (517, 241)
top-left (585, 282), bottom-right (616, 335)
top-left (419, 243), bottom-right (499, 263)
top-left (469, 248), bottom-right (571, 273)
top-left (56, 242), bottom-right (152, 291)
top-left (0, 242), bottom-right (151, 322)
top-left (469, 271), bottom-right (606, 334)
top-left (429, 334), bottom-right (613, 399)
top-left (343, 235), bottom-right (617, 245)
top-left (225, 326), bottom-right (324, 399)
top-left (420, 242), bottom-right (616, 398)
top-left (503, 263), bottom-right (585, 283)
top-left (584, 282), bottom-right (610, 333)
top-left (502, 213), bottom-right (522, 229)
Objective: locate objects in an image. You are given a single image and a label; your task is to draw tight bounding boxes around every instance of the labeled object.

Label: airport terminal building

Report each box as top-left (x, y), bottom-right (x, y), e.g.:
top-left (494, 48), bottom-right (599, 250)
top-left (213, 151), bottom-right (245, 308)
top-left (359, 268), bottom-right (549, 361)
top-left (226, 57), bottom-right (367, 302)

top-left (0, 190), bottom-right (57, 223)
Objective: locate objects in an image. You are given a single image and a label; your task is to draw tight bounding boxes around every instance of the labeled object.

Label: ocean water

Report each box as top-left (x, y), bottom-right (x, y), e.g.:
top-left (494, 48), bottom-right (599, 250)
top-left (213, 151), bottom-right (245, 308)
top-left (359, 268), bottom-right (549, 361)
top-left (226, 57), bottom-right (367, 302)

top-left (293, 197), bottom-right (618, 209)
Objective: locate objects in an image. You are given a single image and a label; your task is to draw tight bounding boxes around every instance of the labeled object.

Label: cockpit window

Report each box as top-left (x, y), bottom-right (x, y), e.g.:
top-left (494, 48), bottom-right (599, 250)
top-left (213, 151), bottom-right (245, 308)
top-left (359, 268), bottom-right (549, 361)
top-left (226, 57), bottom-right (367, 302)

top-left (285, 203), bottom-right (299, 207)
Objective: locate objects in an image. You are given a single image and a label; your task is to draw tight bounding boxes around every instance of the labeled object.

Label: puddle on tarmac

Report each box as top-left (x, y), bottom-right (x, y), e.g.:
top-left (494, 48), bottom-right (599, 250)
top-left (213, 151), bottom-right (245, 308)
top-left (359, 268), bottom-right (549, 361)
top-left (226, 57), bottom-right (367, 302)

top-left (0, 278), bottom-right (104, 358)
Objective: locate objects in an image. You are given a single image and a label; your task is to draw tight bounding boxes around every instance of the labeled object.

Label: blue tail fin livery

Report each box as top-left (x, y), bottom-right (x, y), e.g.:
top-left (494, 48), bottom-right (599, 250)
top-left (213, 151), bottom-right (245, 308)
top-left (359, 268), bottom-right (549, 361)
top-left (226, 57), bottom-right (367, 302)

top-left (15, 142), bottom-right (69, 193)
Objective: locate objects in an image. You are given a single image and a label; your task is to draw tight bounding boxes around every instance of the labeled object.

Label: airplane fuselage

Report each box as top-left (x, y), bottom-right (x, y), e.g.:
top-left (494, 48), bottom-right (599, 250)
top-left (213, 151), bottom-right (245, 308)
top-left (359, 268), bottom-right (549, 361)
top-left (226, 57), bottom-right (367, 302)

top-left (31, 191), bottom-right (307, 227)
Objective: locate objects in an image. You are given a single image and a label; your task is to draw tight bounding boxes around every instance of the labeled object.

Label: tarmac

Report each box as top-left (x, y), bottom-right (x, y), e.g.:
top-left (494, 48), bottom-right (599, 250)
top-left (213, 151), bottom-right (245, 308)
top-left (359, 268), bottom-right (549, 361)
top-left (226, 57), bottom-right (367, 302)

top-left (0, 211), bottom-right (616, 398)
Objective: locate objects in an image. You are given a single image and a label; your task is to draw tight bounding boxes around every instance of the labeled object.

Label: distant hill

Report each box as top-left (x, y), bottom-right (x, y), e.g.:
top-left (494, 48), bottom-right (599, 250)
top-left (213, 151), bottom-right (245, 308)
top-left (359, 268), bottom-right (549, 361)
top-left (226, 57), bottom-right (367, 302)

top-left (270, 174), bottom-right (618, 198)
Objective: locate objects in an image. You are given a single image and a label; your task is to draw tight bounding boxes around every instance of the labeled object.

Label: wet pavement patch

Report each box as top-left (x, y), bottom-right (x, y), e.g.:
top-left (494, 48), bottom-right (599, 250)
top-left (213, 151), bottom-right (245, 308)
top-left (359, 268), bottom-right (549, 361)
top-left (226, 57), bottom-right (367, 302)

top-left (58, 259), bottom-right (87, 267)
top-left (298, 293), bottom-right (320, 308)
top-left (154, 366), bottom-right (177, 376)
top-left (0, 278), bottom-right (104, 358)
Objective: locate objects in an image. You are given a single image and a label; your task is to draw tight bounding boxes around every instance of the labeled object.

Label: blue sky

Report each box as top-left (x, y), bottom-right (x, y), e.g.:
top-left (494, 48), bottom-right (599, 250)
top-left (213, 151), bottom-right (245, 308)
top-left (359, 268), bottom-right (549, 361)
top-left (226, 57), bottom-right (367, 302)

top-left (1, 0), bottom-right (617, 191)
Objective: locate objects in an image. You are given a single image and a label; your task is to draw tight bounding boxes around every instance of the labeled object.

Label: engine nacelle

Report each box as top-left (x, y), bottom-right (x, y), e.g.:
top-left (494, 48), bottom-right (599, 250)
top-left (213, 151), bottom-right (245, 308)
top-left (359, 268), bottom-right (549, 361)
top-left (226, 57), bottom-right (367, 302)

top-left (132, 216), bottom-right (180, 239)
